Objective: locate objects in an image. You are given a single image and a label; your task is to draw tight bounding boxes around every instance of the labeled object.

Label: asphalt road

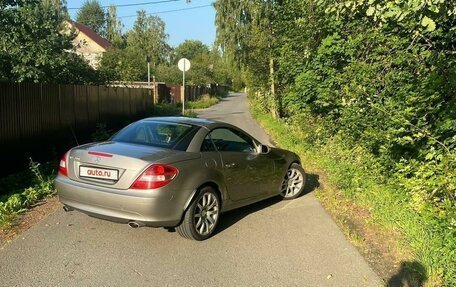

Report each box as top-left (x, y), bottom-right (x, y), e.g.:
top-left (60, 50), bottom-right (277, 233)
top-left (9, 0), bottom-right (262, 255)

top-left (0, 93), bottom-right (382, 287)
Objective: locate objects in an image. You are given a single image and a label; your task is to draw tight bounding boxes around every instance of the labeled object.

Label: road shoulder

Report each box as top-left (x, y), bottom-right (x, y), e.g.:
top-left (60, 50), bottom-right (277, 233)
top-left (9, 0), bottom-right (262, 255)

top-left (0, 197), bottom-right (61, 248)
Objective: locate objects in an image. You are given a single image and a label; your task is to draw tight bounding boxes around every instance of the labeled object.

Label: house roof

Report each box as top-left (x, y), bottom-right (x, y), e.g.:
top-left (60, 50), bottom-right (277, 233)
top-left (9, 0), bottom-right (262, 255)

top-left (69, 20), bottom-right (112, 50)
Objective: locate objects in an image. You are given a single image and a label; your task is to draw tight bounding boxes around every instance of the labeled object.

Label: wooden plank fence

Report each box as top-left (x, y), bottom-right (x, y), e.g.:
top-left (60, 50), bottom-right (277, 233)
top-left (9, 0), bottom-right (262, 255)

top-left (154, 83), bottom-right (228, 103)
top-left (0, 82), bottom-right (152, 175)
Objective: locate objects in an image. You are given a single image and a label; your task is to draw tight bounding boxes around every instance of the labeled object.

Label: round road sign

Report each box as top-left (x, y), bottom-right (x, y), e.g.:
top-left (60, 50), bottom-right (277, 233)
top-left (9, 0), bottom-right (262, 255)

top-left (178, 58), bottom-right (191, 72)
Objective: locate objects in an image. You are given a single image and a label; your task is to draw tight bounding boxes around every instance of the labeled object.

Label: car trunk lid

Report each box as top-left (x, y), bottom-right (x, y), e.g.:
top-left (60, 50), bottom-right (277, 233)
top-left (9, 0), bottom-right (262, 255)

top-left (67, 141), bottom-right (186, 189)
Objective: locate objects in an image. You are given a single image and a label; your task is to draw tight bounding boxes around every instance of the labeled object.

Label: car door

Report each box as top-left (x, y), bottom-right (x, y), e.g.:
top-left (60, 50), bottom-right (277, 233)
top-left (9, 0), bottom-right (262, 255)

top-left (204, 128), bottom-right (275, 201)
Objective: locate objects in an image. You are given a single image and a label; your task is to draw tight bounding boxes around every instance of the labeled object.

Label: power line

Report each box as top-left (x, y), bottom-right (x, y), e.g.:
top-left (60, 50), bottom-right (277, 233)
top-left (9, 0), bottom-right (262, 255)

top-left (67, 0), bottom-right (187, 10)
top-left (117, 4), bottom-right (212, 18)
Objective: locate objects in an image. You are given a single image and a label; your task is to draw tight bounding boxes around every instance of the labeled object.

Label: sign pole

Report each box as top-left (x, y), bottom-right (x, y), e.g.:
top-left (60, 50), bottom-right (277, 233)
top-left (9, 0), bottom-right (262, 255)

top-left (146, 55), bottom-right (151, 87)
top-left (182, 61), bottom-right (185, 115)
top-left (177, 58), bottom-right (191, 116)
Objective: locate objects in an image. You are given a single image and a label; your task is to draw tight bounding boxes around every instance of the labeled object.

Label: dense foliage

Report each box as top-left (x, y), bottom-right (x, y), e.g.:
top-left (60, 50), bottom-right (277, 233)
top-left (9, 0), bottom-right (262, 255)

top-left (0, 159), bottom-right (54, 228)
top-left (0, 0), bottom-right (99, 84)
top-left (99, 10), bottom-right (170, 82)
top-left (215, 0), bottom-right (455, 285)
top-left (174, 40), bottom-right (210, 61)
top-left (0, 0), bottom-right (236, 87)
top-left (76, 0), bottom-right (106, 37)
top-left (98, 11), bottom-right (236, 87)
top-left (106, 5), bottom-right (124, 48)
top-left (163, 40), bottom-right (233, 86)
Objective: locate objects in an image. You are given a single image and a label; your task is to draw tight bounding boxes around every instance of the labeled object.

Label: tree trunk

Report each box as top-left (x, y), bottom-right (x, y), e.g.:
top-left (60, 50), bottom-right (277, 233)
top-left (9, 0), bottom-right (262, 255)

top-left (270, 57), bottom-right (279, 119)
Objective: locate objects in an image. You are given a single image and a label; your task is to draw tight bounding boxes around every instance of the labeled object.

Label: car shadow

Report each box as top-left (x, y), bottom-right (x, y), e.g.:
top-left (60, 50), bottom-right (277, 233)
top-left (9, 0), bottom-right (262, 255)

top-left (387, 261), bottom-right (427, 287)
top-left (213, 172), bottom-right (320, 236)
top-left (303, 173), bottom-right (320, 195)
top-left (214, 196), bottom-right (282, 236)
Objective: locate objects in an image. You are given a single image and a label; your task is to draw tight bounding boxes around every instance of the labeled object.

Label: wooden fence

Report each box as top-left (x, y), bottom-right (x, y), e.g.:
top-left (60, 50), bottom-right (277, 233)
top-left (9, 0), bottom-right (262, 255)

top-left (0, 82), bottom-right (152, 175)
top-left (118, 82), bottom-right (229, 104)
top-left (155, 83), bottom-right (228, 103)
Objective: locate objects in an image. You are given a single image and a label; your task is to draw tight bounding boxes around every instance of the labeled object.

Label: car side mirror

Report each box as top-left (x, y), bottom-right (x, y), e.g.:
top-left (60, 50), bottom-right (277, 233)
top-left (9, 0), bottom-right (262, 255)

top-left (260, 144), bottom-right (270, 154)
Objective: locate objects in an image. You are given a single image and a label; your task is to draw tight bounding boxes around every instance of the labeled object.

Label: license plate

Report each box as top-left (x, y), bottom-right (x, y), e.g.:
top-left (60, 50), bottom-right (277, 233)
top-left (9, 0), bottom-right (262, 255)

top-left (79, 166), bottom-right (119, 181)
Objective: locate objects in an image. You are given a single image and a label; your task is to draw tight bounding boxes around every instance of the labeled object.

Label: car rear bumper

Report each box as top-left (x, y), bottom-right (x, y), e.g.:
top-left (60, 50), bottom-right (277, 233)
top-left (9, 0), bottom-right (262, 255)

top-left (55, 175), bottom-right (192, 227)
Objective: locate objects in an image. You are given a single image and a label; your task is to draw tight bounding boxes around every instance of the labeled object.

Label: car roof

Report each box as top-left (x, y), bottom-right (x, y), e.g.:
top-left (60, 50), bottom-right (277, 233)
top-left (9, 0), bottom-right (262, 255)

top-left (138, 116), bottom-right (262, 145)
top-left (140, 116), bottom-right (219, 128)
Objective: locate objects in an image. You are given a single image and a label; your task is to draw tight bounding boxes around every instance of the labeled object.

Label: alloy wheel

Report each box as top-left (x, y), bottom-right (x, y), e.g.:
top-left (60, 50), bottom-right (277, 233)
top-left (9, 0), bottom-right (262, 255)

top-left (193, 192), bottom-right (219, 236)
top-left (281, 168), bottom-right (304, 198)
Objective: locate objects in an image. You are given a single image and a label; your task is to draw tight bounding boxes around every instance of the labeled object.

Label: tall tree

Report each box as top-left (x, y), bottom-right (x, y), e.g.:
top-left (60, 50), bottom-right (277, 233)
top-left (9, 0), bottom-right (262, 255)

top-left (174, 40), bottom-right (209, 61)
top-left (76, 0), bottom-right (106, 36)
top-left (0, 0), bottom-right (98, 83)
top-left (106, 5), bottom-right (124, 47)
top-left (154, 42), bottom-right (235, 86)
top-left (214, 0), bottom-right (278, 115)
top-left (99, 10), bottom-right (170, 82)
top-left (126, 10), bottom-right (169, 66)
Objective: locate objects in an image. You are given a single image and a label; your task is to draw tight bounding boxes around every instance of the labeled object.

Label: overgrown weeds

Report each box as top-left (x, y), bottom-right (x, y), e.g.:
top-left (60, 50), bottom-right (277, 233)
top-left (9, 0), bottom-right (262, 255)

top-left (186, 94), bottom-right (220, 109)
top-left (151, 103), bottom-right (181, 116)
top-left (251, 106), bottom-right (455, 287)
top-left (151, 95), bottom-right (219, 117)
top-left (0, 159), bottom-right (55, 228)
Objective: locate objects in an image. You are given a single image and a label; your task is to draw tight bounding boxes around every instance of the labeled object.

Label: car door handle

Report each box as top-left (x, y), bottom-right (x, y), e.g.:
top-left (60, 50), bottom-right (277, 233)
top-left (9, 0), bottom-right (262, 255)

top-left (224, 163), bottom-right (237, 168)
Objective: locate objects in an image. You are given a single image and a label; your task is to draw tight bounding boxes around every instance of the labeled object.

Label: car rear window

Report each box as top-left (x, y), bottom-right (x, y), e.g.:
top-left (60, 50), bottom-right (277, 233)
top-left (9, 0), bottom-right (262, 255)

top-left (111, 121), bottom-right (198, 150)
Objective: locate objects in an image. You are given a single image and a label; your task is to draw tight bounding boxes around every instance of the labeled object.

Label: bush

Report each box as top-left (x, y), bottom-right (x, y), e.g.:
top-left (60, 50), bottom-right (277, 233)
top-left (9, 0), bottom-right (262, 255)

top-left (252, 106), bottom-right (455, 286)
top-left (186, 95), bottom-right (220, 109)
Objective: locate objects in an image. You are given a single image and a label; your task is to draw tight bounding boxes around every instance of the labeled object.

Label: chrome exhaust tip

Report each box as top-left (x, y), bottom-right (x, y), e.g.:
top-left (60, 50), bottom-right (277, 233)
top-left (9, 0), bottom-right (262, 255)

top-left (63, 205), bottom-right (74, 212)
top-left (128, 221), bottom-right (143, 228)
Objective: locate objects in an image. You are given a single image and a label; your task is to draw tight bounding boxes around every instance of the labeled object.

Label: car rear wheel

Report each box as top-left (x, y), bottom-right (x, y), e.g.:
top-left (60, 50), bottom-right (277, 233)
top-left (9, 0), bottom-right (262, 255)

top-left (280, 163), bottom-right (306, 200)
top-left (176, 186), bottom-right (220, 241)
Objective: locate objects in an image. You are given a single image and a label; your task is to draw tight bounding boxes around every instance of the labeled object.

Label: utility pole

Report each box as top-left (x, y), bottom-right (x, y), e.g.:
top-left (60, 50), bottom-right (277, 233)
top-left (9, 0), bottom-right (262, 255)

top-left (152, 75), bottom-right (156, 104)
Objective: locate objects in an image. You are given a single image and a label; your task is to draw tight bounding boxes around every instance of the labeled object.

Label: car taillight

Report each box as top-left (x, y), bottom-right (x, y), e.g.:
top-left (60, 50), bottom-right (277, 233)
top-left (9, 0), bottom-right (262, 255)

top-left (59, 152), bottom-right (68, 177)
top-left (131, 164), bottom-right (178, 189)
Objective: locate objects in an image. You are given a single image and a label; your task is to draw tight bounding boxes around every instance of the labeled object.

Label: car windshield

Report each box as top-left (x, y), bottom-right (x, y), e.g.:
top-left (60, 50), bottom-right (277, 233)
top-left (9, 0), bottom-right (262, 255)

top-left (111, 121), bottom-right (196, 150)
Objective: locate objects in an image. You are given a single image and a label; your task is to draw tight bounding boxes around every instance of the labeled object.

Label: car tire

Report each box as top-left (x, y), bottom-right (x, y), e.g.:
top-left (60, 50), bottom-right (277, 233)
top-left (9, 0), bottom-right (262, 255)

top-left (280, 163), bottom-right (306, 200)
top-left (176, 186), bottom-right (220, 241)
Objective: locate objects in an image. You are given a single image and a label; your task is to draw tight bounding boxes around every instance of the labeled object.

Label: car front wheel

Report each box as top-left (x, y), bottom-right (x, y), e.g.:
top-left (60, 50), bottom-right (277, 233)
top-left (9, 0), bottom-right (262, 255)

top-left (280, 163), bottom-right (306, 200)
top-left (177, 186), bottom-right (220, 240)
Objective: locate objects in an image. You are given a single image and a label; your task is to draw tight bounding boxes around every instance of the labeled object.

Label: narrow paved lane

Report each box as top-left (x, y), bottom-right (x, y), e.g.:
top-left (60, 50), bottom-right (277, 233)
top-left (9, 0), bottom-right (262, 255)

top-left (196, 93), bottom-right (274, 146)
top-left (0, 93), bottom-right (382, 286)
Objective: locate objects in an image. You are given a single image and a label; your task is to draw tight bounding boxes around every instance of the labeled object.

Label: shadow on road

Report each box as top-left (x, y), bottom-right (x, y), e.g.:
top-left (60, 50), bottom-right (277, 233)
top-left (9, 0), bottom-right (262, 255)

top-left (387, 261), bottom-right (427, 287)
top-left (303, 173), bottom-right (320, 196)
top-left (214, 172), bottom-right (320, 236)
top-left (214, 196), bottom-right (283, 236)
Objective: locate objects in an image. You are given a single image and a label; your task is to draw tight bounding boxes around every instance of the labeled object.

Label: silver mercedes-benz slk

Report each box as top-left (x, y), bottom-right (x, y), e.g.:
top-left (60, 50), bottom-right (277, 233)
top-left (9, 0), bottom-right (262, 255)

top-left (56, 117), bottom-right (306, 240)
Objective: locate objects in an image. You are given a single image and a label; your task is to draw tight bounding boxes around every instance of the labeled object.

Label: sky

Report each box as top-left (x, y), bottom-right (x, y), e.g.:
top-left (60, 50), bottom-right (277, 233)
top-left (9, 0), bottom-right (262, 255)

top-left (66, 0), bottom-right (216, 48)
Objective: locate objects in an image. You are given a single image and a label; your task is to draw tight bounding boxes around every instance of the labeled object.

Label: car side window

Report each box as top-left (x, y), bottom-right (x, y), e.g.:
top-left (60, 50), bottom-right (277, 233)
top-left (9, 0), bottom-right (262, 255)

top-left (201, 134), bottom-right (217, 152)
top-left (203, 128), bottom-right (256, 153)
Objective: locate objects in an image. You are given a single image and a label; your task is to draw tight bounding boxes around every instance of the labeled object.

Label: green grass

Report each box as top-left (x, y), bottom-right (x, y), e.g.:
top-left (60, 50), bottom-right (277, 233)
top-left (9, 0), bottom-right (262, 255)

top-left (150, 103), bottom-right (198, 118)
top-left (0, 160), bottom-right (55, 228)
top-left (186, 95), bottom-right (220, 109)
top-left (0, 171), bottom-right (36, 202)
top-left (150, 103), bottom-right (181, 116)
top-left (251, 106), bottom-right (455, 287)
top-left (151, 95), bottom-right (220, 117)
